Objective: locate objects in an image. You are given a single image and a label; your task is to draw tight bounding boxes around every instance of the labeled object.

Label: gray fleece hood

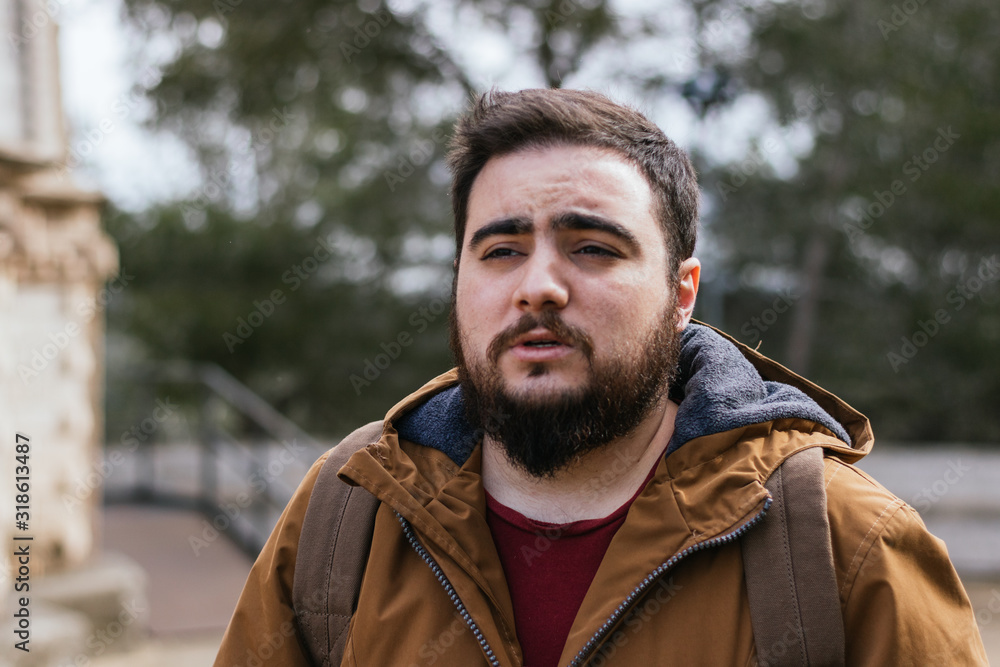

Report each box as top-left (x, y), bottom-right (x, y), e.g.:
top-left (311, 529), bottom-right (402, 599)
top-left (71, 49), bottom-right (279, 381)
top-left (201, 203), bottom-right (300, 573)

top-left (393, 322), bottom-right (851, 466)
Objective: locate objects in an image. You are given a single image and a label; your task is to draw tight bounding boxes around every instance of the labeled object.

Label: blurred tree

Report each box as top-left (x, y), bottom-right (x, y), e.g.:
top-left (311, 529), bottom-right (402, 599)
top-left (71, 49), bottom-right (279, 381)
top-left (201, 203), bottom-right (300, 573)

top-left (109, 0), bottom-right (624, 436)
top-left (107, 0), bottom-right (999, 443)
top-left (688, 0), bottom-right (1000, 441)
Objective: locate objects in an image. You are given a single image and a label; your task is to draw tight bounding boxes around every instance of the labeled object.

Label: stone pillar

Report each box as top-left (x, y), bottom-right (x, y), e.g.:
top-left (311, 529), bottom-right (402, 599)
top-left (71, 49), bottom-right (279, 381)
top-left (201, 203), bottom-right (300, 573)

top-left (0, 0), bottom-right (118, 635)
top-left (1, 168), bottom-right (118, 574)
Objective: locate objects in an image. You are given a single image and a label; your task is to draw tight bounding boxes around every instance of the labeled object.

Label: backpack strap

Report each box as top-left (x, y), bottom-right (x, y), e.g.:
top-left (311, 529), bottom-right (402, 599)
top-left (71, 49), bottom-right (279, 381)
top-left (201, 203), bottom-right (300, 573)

top-left (741, 445), bottom-right (845, 666)
top-left (293, 420), bottom-right (383, 667)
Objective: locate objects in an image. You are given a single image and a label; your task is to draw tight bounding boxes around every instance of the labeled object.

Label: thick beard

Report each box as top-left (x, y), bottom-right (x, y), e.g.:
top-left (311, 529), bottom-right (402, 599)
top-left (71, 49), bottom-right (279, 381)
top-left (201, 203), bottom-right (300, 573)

top-left (449, 297), bottom-right (682, 479)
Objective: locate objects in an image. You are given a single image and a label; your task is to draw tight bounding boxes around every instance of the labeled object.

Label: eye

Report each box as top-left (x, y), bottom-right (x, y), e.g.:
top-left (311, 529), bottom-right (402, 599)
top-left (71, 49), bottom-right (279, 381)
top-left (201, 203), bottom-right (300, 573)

top-left (575, 244), bottom-right (619, 257)
top-left (482, 247), bottom-right (522, 260)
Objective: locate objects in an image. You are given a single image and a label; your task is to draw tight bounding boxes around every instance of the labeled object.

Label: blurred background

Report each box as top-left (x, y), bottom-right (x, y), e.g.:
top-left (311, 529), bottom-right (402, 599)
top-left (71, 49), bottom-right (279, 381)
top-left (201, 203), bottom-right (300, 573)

top-left (1, 0), bottom-right (998, 663)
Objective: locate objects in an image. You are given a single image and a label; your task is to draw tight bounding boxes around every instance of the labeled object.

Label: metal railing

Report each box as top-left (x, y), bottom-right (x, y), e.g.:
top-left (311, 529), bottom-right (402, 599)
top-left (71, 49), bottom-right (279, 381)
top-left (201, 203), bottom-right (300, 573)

top-left (105, 361), bottom-right (326, 557)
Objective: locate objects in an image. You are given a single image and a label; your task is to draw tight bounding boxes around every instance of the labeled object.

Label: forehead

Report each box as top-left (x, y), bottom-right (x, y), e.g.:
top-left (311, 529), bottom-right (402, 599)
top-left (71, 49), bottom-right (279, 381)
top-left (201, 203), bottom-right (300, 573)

top-left (465, 144), bottom-right (662, 246)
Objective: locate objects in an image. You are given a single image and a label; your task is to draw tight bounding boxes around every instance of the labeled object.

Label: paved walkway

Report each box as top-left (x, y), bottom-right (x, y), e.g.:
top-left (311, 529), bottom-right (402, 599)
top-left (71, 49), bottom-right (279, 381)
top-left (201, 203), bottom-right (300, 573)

top-left (91, 632), bottom-right (223, 666)
top-left (92, 505), bottom-right (250, 665)
top-left (100, 505), bottom-right (254, 636)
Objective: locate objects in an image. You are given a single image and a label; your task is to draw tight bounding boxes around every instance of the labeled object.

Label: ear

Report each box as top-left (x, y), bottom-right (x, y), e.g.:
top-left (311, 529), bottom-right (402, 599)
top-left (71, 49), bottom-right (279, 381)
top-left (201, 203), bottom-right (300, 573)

top-left (674, 257), bottom-right (700, 329)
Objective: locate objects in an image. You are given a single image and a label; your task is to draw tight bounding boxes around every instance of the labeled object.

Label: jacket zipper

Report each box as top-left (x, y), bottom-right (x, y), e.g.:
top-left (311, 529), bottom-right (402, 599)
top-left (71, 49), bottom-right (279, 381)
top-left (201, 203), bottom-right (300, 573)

top-left (396, 512), bottom-right (503, 667)
top-left (565, 496), bottom-right (772, 667)
top-left (399, 498), bottom-right (770, 667)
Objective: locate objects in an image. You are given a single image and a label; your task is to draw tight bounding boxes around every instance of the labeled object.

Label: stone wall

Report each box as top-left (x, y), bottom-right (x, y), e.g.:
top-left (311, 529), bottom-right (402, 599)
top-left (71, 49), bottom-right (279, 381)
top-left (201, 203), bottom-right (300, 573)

top-left (1, 163), bottom-right (118, 578)
top-left (0, 0), bottom-right (118, 586)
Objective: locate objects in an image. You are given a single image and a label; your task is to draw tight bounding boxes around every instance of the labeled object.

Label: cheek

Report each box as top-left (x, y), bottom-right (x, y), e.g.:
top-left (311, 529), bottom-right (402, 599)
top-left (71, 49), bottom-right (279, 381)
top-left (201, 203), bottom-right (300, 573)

top-left (457, 269), bottom-right (509, 318)
top-left (454, 268), bottom-right (478, 317)
top-left (582, 276), bottom-right (657, 313)
top-left (454, 282), bottom-right (492, 344)
top-left (582, 282), bottom-right (668, 338)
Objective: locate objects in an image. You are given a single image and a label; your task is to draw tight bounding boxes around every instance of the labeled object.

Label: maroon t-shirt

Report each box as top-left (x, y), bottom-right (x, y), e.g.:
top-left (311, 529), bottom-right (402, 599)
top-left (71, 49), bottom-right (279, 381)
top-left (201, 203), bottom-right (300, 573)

top-left (485, 461), bottom-right (659, 667)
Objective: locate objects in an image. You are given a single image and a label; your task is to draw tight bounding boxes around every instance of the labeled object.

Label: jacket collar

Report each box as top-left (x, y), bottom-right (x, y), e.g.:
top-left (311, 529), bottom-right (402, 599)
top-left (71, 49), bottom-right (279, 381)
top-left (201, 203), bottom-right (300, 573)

top-left (384, 321), bottom-right (868, 465)
top-left (341, 320), bottom-right (872, 509)
top-left (337, 321), bottom-right (872, 663)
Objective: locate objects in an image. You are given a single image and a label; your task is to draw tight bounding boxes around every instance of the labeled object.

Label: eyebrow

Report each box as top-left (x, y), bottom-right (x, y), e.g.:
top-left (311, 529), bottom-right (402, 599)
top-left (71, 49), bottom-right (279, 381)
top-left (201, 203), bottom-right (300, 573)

top-left (551, 212), bottom-right (640, 253)
top-left (467, 216), bottom-right (534, 252)
top-left (466, 212), bottom-right (642, 254)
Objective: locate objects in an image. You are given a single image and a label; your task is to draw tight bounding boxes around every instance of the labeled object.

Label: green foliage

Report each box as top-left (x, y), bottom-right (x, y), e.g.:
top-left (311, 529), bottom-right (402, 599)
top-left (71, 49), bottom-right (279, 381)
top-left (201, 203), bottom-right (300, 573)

top-left (109, 0), bottom-right (623, 436)
top-left (107, 0), bottom-right (999, 442)
top-left (693, 0), bottom-right (1000, 441)
top-left (106, 204), bottom-right (456, 435)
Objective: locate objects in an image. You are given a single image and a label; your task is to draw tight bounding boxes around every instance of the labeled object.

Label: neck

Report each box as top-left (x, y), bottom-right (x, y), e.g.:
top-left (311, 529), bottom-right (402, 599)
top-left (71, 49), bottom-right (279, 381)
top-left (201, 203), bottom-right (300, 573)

top-left (482, 397), bottom-right (678, 523)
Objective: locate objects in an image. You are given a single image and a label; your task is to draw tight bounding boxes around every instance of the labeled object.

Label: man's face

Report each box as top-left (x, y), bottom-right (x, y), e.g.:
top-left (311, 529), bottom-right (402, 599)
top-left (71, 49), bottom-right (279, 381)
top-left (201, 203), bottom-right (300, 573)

top-left (451, 144), bottom-right (699, 476)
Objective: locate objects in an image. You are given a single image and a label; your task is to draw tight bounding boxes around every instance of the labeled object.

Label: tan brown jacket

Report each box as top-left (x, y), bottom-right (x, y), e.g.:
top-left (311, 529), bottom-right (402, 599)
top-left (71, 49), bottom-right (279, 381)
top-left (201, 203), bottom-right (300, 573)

top-left (216, 326), bottom-right (987, 666)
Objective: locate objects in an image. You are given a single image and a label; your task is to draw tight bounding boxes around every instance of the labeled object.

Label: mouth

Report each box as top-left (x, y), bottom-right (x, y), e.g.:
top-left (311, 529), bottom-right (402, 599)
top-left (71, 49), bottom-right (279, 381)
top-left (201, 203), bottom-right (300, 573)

top-left (512, 330), bottom-right (572, 349)
top-left (505, 329), bottom-right (575, 363)
top-left (485, 315), bottom-right (594, 366)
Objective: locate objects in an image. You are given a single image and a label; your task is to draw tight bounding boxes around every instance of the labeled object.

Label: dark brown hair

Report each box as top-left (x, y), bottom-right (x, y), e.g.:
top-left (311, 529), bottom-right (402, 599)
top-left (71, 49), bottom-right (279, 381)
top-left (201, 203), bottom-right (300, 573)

top-left (446, 88), bottom-right (700, 274)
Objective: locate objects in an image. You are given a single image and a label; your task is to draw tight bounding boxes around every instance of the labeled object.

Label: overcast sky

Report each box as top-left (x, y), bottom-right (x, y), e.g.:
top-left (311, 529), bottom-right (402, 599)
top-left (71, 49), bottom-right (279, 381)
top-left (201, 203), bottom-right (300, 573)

top-left (56, 0), bottom-right (803, 214)
top-left (59, 0), bottom-right (200, 210)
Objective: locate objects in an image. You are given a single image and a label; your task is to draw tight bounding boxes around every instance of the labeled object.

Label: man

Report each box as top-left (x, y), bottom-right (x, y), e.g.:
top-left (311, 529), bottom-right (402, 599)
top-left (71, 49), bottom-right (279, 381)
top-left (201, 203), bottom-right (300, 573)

top-left (216, 89), bottom-right (987, 666)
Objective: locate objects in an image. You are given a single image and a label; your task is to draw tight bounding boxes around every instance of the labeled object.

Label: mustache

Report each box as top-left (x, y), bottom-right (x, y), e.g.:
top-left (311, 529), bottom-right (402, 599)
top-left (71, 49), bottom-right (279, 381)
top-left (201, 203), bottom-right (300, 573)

top-left (486, 311), bottom-right (595, 364)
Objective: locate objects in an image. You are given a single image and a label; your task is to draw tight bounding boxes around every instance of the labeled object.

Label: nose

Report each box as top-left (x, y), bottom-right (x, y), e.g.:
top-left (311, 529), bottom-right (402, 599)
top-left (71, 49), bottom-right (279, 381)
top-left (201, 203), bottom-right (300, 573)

top-left (511, 250), bottom-right (569, 312)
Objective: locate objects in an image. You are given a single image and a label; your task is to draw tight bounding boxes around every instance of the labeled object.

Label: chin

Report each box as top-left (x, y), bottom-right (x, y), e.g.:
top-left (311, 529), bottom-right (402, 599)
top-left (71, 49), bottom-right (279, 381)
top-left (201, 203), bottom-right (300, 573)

top-left (506, 373), bottom-right (588, 402)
